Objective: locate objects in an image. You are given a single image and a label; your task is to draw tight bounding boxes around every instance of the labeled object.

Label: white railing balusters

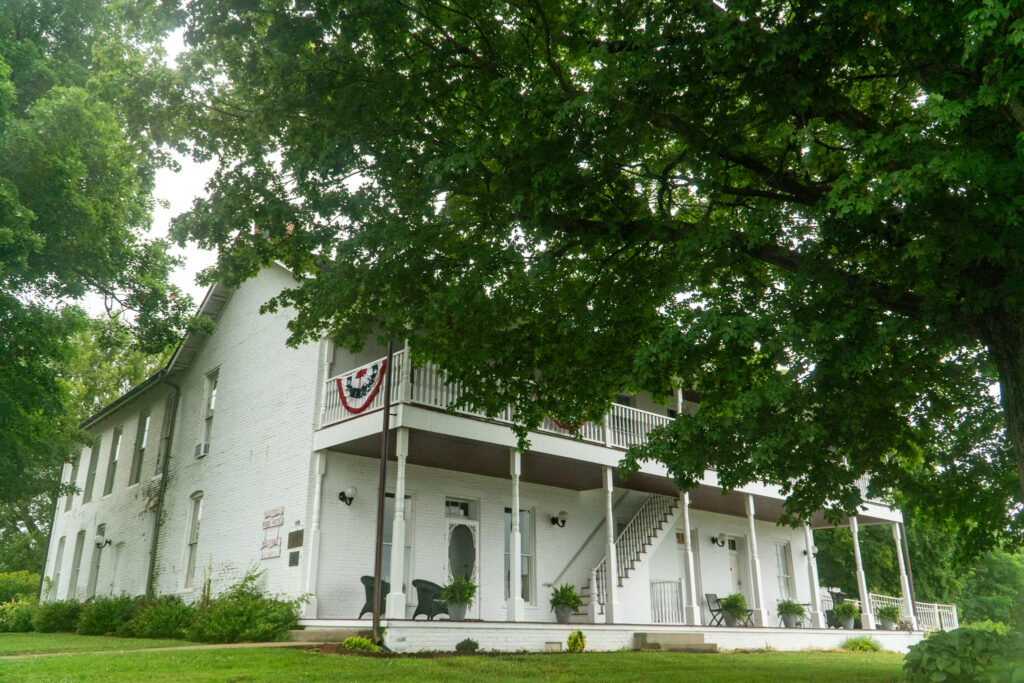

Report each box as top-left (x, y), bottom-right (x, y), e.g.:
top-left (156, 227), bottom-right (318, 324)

top-left (650, 580), bottom-right (684, 624)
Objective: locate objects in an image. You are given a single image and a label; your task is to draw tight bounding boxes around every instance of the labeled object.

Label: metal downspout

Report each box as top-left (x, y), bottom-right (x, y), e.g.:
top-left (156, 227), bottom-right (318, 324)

top-left (146, 378), bottom-right (180, 600)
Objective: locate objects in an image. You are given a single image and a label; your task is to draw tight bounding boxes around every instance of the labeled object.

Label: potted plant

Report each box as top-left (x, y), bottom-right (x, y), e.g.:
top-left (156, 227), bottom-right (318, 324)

top-left (549, 584), bottom-right (583, 624)
top-left (440, 577), bottom-right (477, 621)
top-left (833, 601), bottom-right (860, 629)
top-left (719, 593), bottom-right (748, 627)
top-left (777, 599), bottom-right (805, 628)
top-left (876, 604), bottom-right (901, 630)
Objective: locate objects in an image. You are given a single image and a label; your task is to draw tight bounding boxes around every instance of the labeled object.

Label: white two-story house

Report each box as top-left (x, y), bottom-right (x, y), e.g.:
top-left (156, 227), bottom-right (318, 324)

top-left (42, 265), bottom-right (956, 652)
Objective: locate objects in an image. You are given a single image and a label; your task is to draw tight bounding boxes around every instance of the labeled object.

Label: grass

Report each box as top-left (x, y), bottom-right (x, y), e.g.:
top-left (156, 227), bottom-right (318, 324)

top-left (0, 644), bottom-right (906, 681)
top-left (0, 632), bottom-right (185, 656)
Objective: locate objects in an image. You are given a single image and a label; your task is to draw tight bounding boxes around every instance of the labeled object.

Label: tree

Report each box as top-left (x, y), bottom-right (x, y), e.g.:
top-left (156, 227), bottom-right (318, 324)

top-left (0, 2), bottom-right (191, 523)
top-left (959, 550), bottom-right (1024, 629)
top-left (175, 1), bottom-right (1024, 551)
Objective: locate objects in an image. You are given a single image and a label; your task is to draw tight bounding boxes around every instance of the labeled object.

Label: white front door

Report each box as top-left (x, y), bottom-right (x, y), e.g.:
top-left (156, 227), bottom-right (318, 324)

top-left (727, 536), bottom-right (749, 601)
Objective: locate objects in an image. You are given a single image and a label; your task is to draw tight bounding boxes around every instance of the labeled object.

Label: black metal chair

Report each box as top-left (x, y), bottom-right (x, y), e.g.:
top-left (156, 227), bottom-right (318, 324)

top-left (412, 579), bottom-right (448, 620)
top-left (824, 590), bottom-right (846, 629)
top-left (358, 575), bottom-right (390, 619)
top-left (706, 593), bottom-right (725, 626)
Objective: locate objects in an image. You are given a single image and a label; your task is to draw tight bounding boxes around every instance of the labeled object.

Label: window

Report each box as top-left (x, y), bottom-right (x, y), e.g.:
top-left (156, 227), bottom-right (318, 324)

top-left (102, 426), bottom-right (122, 496)
top-left (775, 542), bottom-right (795, 601)
top-left (86, 523), bottom-right (105, 599)
top-left (504, 508), bottom-right (533, 602)
top-left (445, 499), bottom-right (470, 518)
top-left (64, 454), bottom-right (80, 512)
top-left (382, 493), bottom-right (413, 595)
top-left (66, 530), bottom-right (86, 599)
top-left (184, 492), bottom-right (203, 588)
top-left (128, 411), bottom-right (150, 486)
top-left (82, 443), bottom-right (101, 503)
top-left (51, 536), bottom-right (66, 600)
top-left (201, 369), bottom-right (218, 450)
top-left (155, 395), bottom-right (176, 475)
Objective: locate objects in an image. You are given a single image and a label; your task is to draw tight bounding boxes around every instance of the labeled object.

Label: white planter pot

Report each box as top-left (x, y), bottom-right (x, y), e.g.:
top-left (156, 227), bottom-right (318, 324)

top-left (723, 612), bottom-right (739, 627)
top-left (448, 603), bottom-right (468, 621)
top-left (880, 618), bottom-right (895, 630)
top-left (781, 613), bottom-right (799, 628)
top-left (554, 605), bottom-right (572, 623)
top-left (841, 617), bottom-right (855, 629)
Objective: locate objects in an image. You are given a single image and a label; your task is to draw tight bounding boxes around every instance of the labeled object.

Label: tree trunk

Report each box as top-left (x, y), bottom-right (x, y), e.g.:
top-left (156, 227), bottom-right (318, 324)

top-left (985, 318), bottom-right (1024, 502)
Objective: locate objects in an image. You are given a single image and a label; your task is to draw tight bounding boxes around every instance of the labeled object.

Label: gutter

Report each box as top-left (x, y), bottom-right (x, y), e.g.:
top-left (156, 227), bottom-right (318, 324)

top-left (145, 378), bottom-right (180, 600)
top-left (81, 369), bottom-right (168, 431)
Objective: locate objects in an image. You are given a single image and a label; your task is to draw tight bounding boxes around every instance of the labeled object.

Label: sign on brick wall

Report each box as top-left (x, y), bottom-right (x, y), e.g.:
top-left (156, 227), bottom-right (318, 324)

top-left (261, 507), bottom-right (284, 559)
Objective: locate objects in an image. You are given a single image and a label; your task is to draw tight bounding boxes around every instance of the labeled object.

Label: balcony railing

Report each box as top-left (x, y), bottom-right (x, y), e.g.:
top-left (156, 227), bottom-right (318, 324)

top-left (321, 350), bottom-right (673, 450)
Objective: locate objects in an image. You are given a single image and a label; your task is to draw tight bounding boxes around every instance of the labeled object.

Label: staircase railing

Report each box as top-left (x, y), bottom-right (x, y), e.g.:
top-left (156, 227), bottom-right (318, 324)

top-left (589, 494), bottom-right (678, 611)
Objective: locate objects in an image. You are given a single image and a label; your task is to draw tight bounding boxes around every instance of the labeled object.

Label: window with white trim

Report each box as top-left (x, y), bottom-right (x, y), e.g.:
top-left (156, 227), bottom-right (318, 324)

top-left (775, 542), bottom-right (795, 600)
top-left (184, 491), bottom-right (203, 588)
top-left (128, 410), bottom-right (150, 486)
top-left (64, 455), bottom-right (80, 512)
top-left (66, 530), bottom-right (86, 599)
top-left (102, 426), bottom-right (122, 496)
top-left (83, 443), bottom-right (101, 503)
top-left (51, 536), bottom-right (66, 600)
top-left (504, 507), bottom-right (533, 603)
top-left (201, 370), bottom-right (218, 451)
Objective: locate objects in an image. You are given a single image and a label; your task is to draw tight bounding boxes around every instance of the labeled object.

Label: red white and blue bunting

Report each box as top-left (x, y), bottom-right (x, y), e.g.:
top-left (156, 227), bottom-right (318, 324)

top-left (336, 359), bottom-right (388, 414)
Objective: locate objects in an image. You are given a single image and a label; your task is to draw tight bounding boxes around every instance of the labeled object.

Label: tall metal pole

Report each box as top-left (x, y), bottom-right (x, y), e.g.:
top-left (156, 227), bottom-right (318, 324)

top-left (372, 340), bottom-right (394, 644)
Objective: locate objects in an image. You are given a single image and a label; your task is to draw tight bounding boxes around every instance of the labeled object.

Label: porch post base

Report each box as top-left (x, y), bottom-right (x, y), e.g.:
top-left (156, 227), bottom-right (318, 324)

top-left (385, 592), bottom-right (406, 619)
top-left (604, 599), bottom-right (620, 624)
top-left (507, 597), bottom-right (526, 622)
top-left (752, 608), bottom-right (769, 627)
top-left (808, 610), bottom-right (825, 628)
top-left (685, 604), bottom-right (702, 626)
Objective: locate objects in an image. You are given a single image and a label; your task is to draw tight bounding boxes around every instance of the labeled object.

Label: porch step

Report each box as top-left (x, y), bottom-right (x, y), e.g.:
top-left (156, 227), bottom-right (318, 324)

top-left (634, 632), bottom-right (718, 653)
top-left (289, 628), bottom-right (372, 643)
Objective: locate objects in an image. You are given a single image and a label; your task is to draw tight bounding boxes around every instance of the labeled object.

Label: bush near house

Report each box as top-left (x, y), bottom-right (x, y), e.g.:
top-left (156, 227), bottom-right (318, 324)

top-left (841, 636), bottom-right (882, 652)
top-left (342, 636), bottom-right (381, 652)
top-left (116, 596), bottom-right (196, 640)
top-left (78, 595), bottom-right (143, 636)
top-left (455, 638), bottom-right (479, 654)
top-left (903, 622), bottom-right (1024, 682)
top-left (0, 571), bottom-right (39, 603)
top-left (0, 599), bottom-right (38, 632)
top-left (32, 600), bottom-right (82, 633)
top-left (186, 569), bottom-right (302, 644)
top-left (567, 630), bottom-right (586, 653)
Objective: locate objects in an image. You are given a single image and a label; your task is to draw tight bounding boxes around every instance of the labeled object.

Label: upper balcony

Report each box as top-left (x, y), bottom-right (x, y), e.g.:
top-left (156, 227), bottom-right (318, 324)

top-left (312, 347), bottom-right (899, 524)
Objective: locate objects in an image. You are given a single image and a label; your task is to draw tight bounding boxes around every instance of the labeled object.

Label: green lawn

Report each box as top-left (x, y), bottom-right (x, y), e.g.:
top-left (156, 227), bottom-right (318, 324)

top-left (0, 632), bottom-right (186, 656)
top-left (0, 646), bottom-right (906, 681)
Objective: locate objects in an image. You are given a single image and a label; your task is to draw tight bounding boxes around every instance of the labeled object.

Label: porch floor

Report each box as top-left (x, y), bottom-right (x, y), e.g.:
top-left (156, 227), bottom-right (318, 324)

top-left (297, 619), bottom-right (925, 654)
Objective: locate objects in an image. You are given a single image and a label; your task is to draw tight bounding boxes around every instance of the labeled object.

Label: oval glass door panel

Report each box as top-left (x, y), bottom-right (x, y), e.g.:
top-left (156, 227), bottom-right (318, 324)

top-left (448, 524), bottom-right (475, 579)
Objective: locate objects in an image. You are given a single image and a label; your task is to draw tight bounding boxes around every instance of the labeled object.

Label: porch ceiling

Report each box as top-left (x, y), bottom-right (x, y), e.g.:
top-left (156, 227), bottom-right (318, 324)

top-left (326, 428), bottom-right (893, 527)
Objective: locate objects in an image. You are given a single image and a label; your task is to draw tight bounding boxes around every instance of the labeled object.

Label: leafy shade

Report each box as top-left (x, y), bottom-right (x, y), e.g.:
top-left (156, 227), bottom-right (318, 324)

top-left (176, 1), bottom-right (1024, 547)
top-left (0, 2), bottom-right (190, 533)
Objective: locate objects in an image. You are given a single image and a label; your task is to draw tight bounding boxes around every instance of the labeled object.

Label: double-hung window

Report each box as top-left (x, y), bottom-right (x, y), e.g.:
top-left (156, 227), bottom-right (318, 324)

top-left (200, 370), bottom-right (218, 454)
top-left (82, 443), bottom-right (101, 503)
top-left (64, 455), bottom-right (80, 511)
top-left (128, 411), bottom-right (150, 486)
top-left (102, 426), bottom-right (122, 496)
top-left (775, 542), bottom-right (795, 600)
top-left (184, 492), bottom-right (203, 588)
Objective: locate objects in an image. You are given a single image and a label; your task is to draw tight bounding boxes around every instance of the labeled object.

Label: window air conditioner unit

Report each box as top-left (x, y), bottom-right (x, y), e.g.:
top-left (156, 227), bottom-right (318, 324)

top-left (194, 443), bottom-right (210, 458)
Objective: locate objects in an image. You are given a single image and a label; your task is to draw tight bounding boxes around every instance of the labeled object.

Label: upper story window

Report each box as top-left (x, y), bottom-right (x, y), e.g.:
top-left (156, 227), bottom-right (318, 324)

top-left (102, 426), bottom-right (122, 496)
top-left (64, 454), bottom-right (81, 512)
top-left (128, 410), bottom-right (150, 486)
top-left (197, 369), bottom-right (218, 458)
top-left (155, 395), bottom-right (176, 475)
top-left (82, 443), bottom-right (101, 503)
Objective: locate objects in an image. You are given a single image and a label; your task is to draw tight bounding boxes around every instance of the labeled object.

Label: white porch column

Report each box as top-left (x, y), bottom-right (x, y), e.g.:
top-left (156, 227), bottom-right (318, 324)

top-left (892, 522), bottom-right (919, 630)
top-left (385, 428), bottom-right (410, 618)
top-left (507, 448), bottom-right (525, 621)
top-left (681, 492), bottom-right (701, 625)
top-left (803, 524), bottom-right (825, 628)
top-left (302, 451), bottom-right (327, 618)
top-left (745, 494), bottom-right (769, 626)
top-left (849, 516), bottom-right (876, 629)
top-left (603, 466), bottom-right (620, 623)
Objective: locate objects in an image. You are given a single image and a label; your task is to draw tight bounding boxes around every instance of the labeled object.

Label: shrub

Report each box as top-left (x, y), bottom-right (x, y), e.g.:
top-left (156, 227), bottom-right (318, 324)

top-left (876, 604), bottom-right (901, 623)
top-left (833, 601), bottom-right (860, 621)
top-left (455, 638), bottom-right (479, 654)
top-left (117, 596), bottom-right (195, 639)
top-left (776, 599), bottom-right (805, 618)
top-left (342, 636), bottom-right (381, 652)
top-left (33, 600), bottom-right (82, 633)
top-left (567, 629), bottom-right (586, 653)
top-left (841, 636), bottom-right (882, 652)
top-left (78, 595), bottom-right (142, 635)
top-left (0, 571), bottom-right (39, 603)
top-left (439, 577), bottom-right (477, 607)
top-left (549, 584), bottom-right (583, 612)
top-left (1, 599), bottom-right (38, 632)
top-left (187, 569), bottom-right (301, 643)
top-left (719, 593), bottom-right (748, 619)
top-left (904, 623), bottom-right (1024, 682)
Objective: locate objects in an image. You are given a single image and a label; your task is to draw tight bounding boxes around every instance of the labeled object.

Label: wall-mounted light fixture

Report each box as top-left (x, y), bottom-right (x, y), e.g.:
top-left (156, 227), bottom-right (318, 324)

top-left (94, 534), bottom-right (112, 549)
top-left (550, 511), bottom-right (568, 527)
top-left (338, 486), bottom-right (358, 506)
top-left (803, 545), bottom-right (818, 556)
top-left (710, 533), bottom-right (726, 547)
